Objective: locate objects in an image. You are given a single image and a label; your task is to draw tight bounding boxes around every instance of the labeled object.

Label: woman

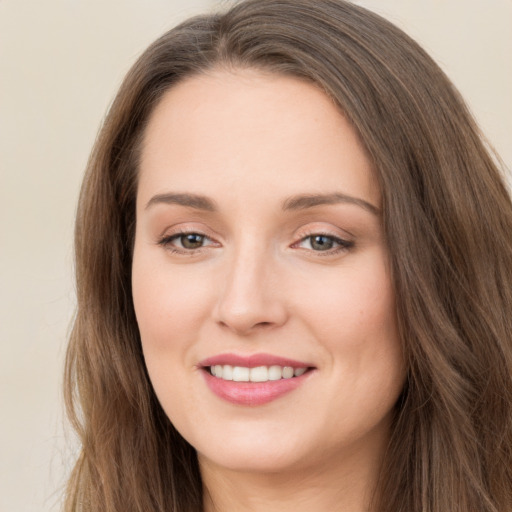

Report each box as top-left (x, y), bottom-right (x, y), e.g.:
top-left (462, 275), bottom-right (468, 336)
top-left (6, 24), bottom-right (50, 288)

top-left (64, 0), bottom-right (512, 511)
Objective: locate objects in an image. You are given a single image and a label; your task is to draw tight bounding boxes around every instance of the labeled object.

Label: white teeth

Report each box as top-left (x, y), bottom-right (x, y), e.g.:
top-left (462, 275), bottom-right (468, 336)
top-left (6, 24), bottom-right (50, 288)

top-left (268, 365), bottom-right (282, 380)
top-left (222, 364), bottom-right (233, 380)
top-left (249, 366), bottom-right (268, 382)
top-left (282, 366), bottom-right (294, 379)
top-left (232, 366), bottom-right (250, 382)
top-left (209, 364), bottom-right (308, 382)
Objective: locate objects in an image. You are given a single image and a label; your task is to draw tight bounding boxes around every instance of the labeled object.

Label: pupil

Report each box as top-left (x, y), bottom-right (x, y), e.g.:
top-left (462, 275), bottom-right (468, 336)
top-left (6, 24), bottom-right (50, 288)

top-left (311, 235), bottom-right (333, 251)
top-left (182, 234), bottom-right (204, 249)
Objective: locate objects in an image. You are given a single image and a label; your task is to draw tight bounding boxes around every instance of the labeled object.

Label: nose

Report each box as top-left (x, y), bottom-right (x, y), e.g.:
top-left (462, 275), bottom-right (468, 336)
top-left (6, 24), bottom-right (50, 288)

top-left (213, 245), bottom-right (288, 336)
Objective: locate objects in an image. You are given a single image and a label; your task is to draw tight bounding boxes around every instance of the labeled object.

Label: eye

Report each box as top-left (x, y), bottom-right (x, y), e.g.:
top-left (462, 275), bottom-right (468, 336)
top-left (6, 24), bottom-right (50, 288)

top-left (158, 231), bottom-right (216, 252)
top-left (296, 234), bottom-right (353, 252)
top-left (175, 233), bottom-right (208, 249)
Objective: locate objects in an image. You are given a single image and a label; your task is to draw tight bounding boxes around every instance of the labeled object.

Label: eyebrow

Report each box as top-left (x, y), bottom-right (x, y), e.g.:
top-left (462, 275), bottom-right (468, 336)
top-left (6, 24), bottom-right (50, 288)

top-left (145, 193), bottom-right (217, 211)
top-left (145, 191), bottom-right (379, 215)
top-left (282, 193), bottom-right (380, 215)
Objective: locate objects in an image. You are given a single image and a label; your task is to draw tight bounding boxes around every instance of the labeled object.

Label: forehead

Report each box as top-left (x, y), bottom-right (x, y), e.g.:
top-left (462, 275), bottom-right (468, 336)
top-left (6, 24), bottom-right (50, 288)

top-left (138, 69), bottom-right (379, 210)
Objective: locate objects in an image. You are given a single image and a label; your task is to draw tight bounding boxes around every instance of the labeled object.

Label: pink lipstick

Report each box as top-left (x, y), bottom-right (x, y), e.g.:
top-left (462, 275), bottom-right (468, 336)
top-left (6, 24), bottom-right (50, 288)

top-left (198, 353), bottom-right (315, 406)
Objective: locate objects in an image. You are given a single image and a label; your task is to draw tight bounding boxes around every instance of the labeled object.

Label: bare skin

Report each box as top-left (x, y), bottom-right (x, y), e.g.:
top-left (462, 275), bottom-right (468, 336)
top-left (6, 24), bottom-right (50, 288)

top-left (132, 69), bottom-right (405, 512)
top-left (201, 414), bottom-right (391, 512)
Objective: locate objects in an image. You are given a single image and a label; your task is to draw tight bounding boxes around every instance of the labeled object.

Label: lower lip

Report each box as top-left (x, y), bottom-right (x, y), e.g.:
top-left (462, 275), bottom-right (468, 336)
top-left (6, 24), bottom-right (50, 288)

top-left (202, 370), bottom-right (313, 406)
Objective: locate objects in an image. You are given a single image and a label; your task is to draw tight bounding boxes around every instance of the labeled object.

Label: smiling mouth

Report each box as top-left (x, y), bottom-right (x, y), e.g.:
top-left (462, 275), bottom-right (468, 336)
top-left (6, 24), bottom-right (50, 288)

top-left (199, 354), bottom-right (316, 405)
top-left (207, 364), bottom-right (310, 382)
top-left (199, 352), bottom-right (316, 405)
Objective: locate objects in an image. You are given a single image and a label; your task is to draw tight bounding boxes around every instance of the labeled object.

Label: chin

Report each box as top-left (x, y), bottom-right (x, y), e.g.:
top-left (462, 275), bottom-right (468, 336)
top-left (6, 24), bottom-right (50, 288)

top-left (190, 424), bottom-right (315, 474)
top-left (199, 445), bottom-right (306, 474)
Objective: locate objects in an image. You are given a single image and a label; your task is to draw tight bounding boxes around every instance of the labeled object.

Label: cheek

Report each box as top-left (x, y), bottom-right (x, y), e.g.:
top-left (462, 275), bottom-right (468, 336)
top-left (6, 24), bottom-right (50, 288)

top-left (298, 258), bottom-right (403, 427)
top-left (131, 250), bottom-right (209, 420)
top-left (296, 250), bottom-right (404, 400)
top-left (298, 253), bottom-right (398, 347)
top-left (132, 251), bottom-right (213, 353)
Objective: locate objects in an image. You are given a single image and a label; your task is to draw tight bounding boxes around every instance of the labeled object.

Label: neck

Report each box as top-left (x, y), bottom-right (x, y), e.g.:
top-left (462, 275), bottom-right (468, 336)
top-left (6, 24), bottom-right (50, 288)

top-left (200, 441), bottom-right (384, 512)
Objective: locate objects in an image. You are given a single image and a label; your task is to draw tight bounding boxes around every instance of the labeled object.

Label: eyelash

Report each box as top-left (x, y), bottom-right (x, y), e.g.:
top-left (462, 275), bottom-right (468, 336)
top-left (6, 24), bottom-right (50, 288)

top-left (157, 230), bottom-right (354, 256)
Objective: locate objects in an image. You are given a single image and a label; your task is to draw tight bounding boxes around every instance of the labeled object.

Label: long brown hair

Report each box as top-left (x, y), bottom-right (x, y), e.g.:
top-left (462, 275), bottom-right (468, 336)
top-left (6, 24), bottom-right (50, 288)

top-left (64, 1), bottom-right (512, 510)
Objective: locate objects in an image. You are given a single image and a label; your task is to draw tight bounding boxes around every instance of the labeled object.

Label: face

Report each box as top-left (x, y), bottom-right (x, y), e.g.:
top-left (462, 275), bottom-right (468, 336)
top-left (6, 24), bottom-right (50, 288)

top-left (132, 69), bottom-right (404, 476)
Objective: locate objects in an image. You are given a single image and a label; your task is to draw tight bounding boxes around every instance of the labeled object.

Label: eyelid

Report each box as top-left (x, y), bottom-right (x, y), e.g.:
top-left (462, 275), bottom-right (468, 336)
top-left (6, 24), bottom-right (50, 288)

top-left (157, 221), bottom-right (220, 241)
top-left (293, 223), bottom-right (354, 242)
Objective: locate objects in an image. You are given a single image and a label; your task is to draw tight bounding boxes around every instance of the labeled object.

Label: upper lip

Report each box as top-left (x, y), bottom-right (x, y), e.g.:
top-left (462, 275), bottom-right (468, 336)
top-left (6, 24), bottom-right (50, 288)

top-left (198, 353), bottom-right (314, 368)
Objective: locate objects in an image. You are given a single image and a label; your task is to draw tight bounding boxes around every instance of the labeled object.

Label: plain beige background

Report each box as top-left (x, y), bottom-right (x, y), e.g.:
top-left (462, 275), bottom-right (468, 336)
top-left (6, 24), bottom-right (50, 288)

top-left (0, 1), bottom-right (510, 511)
